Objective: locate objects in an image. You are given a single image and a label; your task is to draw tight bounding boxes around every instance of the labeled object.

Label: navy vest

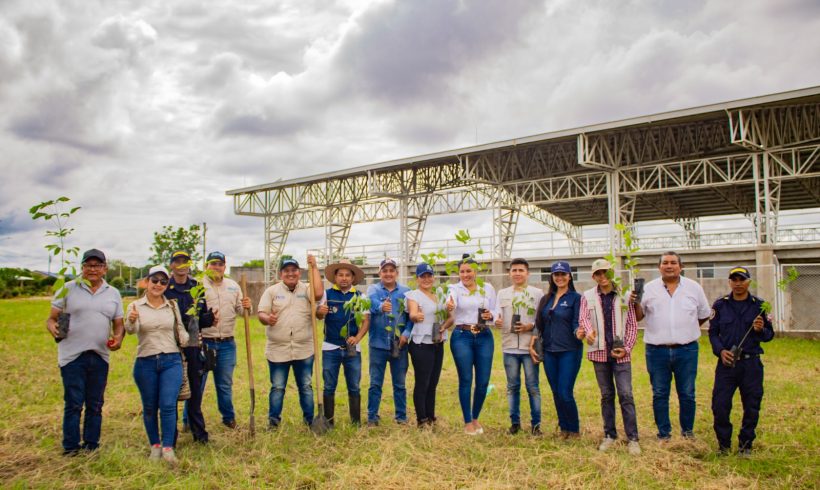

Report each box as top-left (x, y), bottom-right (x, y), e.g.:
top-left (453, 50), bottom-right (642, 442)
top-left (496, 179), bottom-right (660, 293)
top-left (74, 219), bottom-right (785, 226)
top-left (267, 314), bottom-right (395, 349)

top-left (324, 287), bottom-right (361, 347)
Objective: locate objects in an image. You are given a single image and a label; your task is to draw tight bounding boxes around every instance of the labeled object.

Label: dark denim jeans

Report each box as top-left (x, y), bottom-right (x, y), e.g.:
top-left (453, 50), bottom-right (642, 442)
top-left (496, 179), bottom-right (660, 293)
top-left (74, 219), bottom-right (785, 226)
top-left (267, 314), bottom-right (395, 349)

top-left (503, 353), bottom-right (541, 427)
top-left (133, 353), bottom-right (183, 448)
top-left (200, 339), bottom-right (237, 424)
top-left (450, 328), bottom-right (494, 423)
top-left (268, 356), bottom-right (315, 425)
top-left (592, 360), bottom-right (639, 441)
top-left (645, 341), bottom-right (698, 438)
top-left (543, 348), bottom-right (583, 433)
top-left (60, 351), bottom-right (109, 452)
top-left (367, 346), bottom-right (408, 423)
top-left (322, 348), bottom-right (361, 396)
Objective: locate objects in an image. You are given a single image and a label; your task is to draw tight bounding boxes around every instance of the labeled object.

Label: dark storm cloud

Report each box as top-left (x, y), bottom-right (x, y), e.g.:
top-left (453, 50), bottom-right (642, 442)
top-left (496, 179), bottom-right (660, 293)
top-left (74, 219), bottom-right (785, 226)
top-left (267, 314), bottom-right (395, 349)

top-left (333, 0), bottom-right (540, 105)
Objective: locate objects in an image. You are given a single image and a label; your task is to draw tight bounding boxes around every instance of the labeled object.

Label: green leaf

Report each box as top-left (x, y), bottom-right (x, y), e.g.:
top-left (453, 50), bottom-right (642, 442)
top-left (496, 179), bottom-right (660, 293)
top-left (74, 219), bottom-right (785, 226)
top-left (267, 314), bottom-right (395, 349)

top-left (53, 277), bottom-right (66, 293)
top-left (70, 206), bottom-right (81, 214)
top-left (57, 196), bottom-right (70, 202)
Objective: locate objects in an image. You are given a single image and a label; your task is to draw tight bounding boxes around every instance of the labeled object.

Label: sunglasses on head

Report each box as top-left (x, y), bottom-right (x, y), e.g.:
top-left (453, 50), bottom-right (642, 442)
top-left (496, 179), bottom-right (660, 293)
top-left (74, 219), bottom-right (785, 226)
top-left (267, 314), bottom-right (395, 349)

top-left (149, 276), bottom-right (169, 286)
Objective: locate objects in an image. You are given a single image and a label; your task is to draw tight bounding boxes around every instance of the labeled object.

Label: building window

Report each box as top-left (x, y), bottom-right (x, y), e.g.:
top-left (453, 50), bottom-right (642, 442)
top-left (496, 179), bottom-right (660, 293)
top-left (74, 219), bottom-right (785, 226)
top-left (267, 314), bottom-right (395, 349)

top-left (697, 263), bottom-right (714, 279)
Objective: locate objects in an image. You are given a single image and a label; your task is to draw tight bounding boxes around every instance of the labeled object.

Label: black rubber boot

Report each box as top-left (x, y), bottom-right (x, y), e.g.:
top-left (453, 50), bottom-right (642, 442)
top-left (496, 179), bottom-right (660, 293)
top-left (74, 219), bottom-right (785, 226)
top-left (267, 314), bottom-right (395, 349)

top-left (323, 394), bottom-right (335, 427)
top-left (349, 393), bottom-right (361, 426)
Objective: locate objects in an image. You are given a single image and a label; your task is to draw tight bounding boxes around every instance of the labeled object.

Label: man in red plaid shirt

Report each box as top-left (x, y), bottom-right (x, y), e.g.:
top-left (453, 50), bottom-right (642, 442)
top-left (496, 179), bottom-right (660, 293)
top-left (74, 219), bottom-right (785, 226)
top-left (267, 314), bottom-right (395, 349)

top-left (579, 258), bottom-right (640, 455)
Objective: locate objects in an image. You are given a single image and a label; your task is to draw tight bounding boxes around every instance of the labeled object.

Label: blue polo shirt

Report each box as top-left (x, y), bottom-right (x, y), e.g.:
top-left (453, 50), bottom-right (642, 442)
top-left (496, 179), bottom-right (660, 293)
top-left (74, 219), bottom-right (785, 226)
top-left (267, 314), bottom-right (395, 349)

top-left (367, 282), bottom-right (411, 350)
top-left (708, 294), bottom-right (774, 357)
top-left (323, 285), bottom-right (363, 347)
top-left (535, 291), bottom-right (582, 352)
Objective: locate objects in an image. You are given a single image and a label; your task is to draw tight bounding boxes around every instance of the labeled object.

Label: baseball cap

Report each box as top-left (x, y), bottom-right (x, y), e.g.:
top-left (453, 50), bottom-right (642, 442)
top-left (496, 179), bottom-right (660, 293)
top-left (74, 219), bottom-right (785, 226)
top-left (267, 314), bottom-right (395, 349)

top-left (591, 258), bottom-right (613, 274)
top-left (81, 249), bottom-right (106, 264)
top-left (147, 265), bottom-right (170, 278)
top-left (551, 260), bottom-right (571, 274)
top-left (206, 251), bottom-right (226, 263)
top-left (415, 263), bottom-right (435, 277)
top-left (380, 258), bottom-right (398, 270)
top-left (728, 266), bottom-right (751, 280)
top-left (170, 251), bottom-right (191, 263)
top-left (279, 257), bottom-right (300, 271)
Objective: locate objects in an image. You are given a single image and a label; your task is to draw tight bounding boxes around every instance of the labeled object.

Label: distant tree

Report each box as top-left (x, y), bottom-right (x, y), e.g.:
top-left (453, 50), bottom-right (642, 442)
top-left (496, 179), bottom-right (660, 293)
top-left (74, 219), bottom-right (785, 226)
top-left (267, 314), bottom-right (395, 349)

top-left (110, 276), bottom-right (126, 290)
top-left (241, 259), bottom-right (265, 268)
top-left (149, 225), bottom-right (202, 266)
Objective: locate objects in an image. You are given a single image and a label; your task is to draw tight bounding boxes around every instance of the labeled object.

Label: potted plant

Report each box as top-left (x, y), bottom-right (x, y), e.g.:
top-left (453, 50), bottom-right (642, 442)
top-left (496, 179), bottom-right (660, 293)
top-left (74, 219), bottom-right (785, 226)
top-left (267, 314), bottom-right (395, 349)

top-left (342, 295), bottom-right (371, 357)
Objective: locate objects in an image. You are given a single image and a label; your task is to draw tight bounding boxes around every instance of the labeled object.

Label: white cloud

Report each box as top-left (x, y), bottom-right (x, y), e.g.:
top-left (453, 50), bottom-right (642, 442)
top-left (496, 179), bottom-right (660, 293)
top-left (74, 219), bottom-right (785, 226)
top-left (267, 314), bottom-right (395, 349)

top-left (1, 0), bottom-right (819, 270)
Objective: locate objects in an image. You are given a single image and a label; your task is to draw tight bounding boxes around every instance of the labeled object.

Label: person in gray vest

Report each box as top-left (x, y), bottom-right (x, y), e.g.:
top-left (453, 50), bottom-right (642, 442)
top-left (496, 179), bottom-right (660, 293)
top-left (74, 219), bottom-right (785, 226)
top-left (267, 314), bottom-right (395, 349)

top-left (578, 258), bottom-right (640, 455)
top-left (46, 249), bottom-right (125, 455)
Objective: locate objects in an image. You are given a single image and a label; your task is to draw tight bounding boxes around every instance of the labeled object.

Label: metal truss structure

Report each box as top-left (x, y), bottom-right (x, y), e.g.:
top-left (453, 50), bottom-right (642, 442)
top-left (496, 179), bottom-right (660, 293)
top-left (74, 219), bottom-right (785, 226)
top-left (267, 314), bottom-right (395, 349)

top-left (229, 87), bottom-right (820, 284)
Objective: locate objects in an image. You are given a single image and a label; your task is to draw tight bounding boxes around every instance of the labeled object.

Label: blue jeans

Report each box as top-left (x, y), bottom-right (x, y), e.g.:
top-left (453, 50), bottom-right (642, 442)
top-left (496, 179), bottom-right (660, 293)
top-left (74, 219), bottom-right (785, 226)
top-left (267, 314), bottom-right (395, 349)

top-left (450, 328), bottom-right (494, 423)
top-left (645, 341), bottom-right (699, 438)
top-left (543, 349), bottom-right (583, 433)
top-left (503, 353), bottom-right (541, 427)
top-left (367, 346), bottom-right (408, 422)
top-left (60, 351), bottom-right (109, 451)
top-left (268, 356), bottom-right (315, 425)
top-left (323, 349), bottom-right (361, 396)
top-left (200, 339), bottom-right (237, 424)
top-left (133, 353), bottom-right (183, 448)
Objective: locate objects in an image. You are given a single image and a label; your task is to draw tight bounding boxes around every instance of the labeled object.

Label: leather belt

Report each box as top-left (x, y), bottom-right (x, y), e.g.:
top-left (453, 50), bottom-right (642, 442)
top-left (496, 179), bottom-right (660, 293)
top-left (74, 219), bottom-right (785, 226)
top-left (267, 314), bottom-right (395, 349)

top-left (456, 324), bottom-right (486, 334)
top-left (653, 341), bottom-right (696, 349)
top-left (737, 353), bottom-right (759, 361)
top-left (203, 336), bottom-right (234, 343)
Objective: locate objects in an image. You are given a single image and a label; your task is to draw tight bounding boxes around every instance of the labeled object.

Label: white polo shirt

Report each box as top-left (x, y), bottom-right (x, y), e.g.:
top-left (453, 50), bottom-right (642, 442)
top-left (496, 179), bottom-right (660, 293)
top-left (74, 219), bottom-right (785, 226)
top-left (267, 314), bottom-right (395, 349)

top-left (640, 276), bottom-right (711, 345)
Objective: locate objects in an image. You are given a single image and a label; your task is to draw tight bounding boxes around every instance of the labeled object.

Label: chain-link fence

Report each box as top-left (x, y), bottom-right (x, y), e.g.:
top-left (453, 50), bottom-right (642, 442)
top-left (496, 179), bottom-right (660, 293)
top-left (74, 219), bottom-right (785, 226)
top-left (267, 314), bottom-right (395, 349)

top-left (778, 263), bottom-right (819, 332)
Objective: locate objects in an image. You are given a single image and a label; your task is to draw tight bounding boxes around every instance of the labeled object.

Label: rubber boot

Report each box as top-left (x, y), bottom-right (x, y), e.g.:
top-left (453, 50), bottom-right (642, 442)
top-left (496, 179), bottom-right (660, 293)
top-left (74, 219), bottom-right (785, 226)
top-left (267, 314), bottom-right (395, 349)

top-left (349, 393), bottom-right (361, 426)
top-left (323, 394), bottom-right (335, 427)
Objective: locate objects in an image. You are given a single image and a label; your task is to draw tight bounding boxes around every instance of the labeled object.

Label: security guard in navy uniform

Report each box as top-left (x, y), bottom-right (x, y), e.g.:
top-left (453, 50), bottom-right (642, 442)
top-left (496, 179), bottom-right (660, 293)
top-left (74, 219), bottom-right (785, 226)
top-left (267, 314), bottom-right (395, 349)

top-left (708, 266), bottom-right (774, 456)
top-left (164, 250), bottom-right (215, 443)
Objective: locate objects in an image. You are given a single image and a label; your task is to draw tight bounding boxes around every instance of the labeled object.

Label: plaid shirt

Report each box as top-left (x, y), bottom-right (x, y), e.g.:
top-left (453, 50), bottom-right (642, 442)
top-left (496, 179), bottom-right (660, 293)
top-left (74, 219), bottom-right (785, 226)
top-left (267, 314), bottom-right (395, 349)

top-left (579, 288), bottom-right (638, 364)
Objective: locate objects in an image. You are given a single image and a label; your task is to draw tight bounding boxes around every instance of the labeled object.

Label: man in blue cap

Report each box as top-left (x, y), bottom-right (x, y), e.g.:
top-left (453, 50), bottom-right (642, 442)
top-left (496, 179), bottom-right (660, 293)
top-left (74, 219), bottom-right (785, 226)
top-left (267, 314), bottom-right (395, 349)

top-left (708, 266), bottom-right (774, 456)
top-left (365, 258), bottom-right (411, 426)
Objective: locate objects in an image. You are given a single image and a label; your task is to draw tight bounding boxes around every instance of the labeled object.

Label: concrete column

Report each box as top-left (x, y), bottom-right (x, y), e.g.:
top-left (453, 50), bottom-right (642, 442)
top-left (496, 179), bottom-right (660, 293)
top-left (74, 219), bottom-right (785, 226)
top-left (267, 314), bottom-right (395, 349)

top-left (755, 246), bottom-right (776, 304)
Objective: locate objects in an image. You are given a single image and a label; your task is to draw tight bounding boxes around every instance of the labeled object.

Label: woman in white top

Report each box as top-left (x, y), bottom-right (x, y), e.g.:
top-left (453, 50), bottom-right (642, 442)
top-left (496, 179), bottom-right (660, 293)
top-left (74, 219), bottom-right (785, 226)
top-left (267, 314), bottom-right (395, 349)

top-left (125, 265), bottom-right (188, 465)
top-left (445, 254), bottom-right (497, 435)
top-left (404, 263), bottom-right (453, 428)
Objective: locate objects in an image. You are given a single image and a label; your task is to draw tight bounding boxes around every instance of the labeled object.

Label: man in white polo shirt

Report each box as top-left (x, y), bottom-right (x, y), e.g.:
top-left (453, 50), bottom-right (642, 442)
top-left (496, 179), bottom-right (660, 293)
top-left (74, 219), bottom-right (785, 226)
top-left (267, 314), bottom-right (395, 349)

top-left (636, 251), bottom-right (710, 441)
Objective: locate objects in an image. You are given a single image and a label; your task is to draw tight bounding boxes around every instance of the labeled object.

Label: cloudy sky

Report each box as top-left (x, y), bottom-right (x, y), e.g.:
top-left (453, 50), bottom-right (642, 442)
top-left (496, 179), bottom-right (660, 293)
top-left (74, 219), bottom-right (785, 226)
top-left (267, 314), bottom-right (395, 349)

top-left (2, 0), bottom-right (819, 271)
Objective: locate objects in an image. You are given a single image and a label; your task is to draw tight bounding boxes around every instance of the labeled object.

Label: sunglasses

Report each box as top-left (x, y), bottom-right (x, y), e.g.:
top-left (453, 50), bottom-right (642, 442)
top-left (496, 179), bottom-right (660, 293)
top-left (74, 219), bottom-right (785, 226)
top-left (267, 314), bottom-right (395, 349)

top-left (149, 277), bottom-right (169, 286)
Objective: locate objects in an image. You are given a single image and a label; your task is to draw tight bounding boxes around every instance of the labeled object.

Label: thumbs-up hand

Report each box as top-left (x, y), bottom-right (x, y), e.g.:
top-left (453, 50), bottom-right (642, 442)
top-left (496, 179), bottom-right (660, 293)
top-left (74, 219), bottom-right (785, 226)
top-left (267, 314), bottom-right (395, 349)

top-left (128, 304), bottom-right (139, 323)
top-left (446, 297), bottom-right (455, 312)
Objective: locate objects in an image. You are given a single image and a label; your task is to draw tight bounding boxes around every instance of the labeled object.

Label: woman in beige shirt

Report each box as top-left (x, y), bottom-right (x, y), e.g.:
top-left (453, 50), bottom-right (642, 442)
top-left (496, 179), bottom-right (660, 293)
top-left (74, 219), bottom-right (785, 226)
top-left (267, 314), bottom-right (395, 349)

top-left (125, 265), bottom-right (188, 465)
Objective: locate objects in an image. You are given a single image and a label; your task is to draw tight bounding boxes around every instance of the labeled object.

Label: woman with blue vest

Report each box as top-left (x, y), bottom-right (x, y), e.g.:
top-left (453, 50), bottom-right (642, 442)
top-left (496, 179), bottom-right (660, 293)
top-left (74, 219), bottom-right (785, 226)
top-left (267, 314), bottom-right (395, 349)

top-left (315, 259), bottom-right (370, 427)
top-left (446, 254), bottom-right (497, 435)
top-left (529, 260), bottom-right (584, 438)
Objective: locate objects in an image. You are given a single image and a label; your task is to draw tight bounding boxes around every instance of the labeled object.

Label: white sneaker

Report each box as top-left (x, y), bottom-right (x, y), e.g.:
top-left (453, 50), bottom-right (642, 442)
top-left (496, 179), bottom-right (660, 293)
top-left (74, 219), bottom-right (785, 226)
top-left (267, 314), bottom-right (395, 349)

top-left (598, 437), bottom-right (617, 452)
top-left (161, 447), bottom-right (178, 465)
top-left (149, 445), bottom-right (162, 461)
top-left (627, 440), bottom-right (641, 455)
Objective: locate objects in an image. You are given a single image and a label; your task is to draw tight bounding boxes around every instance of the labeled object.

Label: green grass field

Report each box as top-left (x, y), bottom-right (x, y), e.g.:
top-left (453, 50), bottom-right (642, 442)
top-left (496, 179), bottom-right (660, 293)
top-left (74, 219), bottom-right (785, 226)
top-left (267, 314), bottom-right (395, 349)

top-left (0, 298), bottom-right (818, 489)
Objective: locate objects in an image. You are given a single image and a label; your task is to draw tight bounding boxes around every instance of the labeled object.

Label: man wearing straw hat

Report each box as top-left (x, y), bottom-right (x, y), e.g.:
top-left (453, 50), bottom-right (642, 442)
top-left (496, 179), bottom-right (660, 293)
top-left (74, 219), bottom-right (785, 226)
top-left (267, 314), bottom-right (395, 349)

top-left (316, 259), bottom-right (370, 426)
top-left (257, 255), bottom-right (323, 429)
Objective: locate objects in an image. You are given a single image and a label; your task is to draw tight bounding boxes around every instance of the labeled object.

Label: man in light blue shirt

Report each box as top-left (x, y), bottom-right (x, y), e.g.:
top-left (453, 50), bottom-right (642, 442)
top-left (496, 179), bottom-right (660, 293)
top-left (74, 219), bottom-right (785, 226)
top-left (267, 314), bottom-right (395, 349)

top-left (366, 258), bottom-right (411, 426)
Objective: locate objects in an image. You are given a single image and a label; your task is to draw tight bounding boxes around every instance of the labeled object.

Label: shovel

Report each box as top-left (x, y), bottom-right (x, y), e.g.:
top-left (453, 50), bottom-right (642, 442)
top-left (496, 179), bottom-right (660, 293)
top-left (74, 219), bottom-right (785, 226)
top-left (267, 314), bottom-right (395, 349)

top-left (308, 262), bottom-right (331, 435)
top-left (240, 274), bottom-right (256, 437)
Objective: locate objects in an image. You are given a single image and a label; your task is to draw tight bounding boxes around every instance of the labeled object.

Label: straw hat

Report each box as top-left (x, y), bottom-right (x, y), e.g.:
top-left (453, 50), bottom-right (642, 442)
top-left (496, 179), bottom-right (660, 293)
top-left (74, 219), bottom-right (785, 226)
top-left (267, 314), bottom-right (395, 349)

top-left (324, 259), bottom-right (365, 285)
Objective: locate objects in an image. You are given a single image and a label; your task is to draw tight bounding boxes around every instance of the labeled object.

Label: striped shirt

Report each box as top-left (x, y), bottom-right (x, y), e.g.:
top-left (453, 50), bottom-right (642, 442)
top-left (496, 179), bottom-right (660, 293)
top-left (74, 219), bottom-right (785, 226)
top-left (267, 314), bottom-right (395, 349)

top-left (579, 288), bottom-right (638, 364)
